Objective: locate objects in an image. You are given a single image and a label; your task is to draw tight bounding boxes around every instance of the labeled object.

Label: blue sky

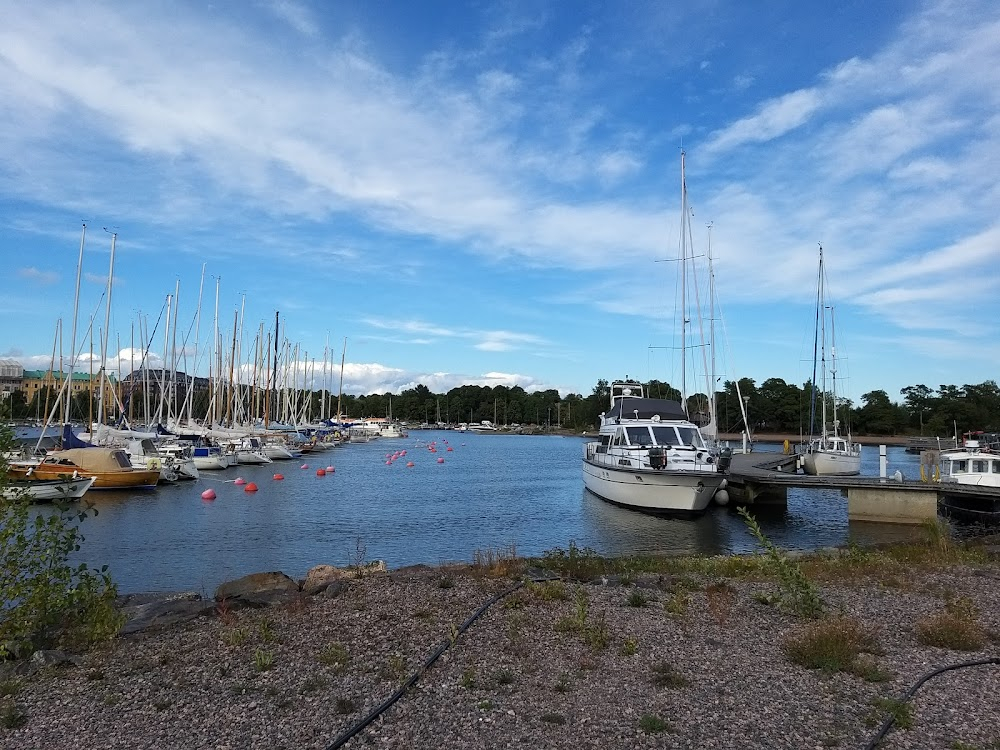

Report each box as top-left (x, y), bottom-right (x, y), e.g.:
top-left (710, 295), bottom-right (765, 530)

top-left (1, 0), bottom-right (997, 403)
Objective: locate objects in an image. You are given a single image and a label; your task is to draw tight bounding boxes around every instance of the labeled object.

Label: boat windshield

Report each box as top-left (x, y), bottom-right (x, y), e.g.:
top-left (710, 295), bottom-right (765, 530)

top-left (676, 426), bottom-right (705, 448)
top-left (626, 427), bottom-right (652, 446)
top-left (650, 426), bottom-right (680, 446)
top-left (950, 460), bottom-right (968, 475)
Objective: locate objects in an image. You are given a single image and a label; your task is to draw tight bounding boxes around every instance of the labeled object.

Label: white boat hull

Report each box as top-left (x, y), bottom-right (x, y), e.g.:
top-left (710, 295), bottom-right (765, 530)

top-left (801, 450), bottom-right (861, 476)
top-left (582, 457), bottom-right (722, 514)
top-left (3, 476), bottom-right (97, 502)
top-left (192, 455), bottom-right (229, 470)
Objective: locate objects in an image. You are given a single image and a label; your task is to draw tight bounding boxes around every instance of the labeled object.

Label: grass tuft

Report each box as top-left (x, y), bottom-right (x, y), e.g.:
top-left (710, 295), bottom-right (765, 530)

top-left (638, 714), bottom-right (672, 733)
top-left (649, 661), bottom-right (688, 688)
top-left (915, 597), bottom-right (986, 651)
top-left (784, 617), bottom-right (882, 673)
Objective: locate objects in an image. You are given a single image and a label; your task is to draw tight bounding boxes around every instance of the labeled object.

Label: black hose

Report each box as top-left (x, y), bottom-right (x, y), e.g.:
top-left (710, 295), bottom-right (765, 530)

top-left (864, 656), bottom-right (1000, 749)
top-left (323, 579), bottom-right (525, 750)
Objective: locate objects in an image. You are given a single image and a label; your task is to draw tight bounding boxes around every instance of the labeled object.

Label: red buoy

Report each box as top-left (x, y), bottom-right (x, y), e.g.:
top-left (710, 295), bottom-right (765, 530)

top-left (244, 482), bottom-right (259, 493)
top-left (436, 457), bottom-right (445, 464)
top-left (201, 489), bottom-right (216, 500)
top-left (447, 446), bottom-right (453, 451)
top-left (406, 461), bottom-right (414, 467)
top-left (316, 468), bottom-right (326, 476)
top-left (273, 473), bottom-right (284, 481)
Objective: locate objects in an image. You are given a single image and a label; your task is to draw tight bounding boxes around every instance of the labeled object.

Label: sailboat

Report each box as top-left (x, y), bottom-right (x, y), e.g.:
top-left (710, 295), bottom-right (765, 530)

top-left (581, 152), bottom-right (730, 515)
top-left (800, 244), bottom-right (861, 476)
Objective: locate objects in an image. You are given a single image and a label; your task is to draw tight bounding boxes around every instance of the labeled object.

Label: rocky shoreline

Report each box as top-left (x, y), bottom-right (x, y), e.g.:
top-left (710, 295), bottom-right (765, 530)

top-left (2, 551), bottom-right (1000, 750)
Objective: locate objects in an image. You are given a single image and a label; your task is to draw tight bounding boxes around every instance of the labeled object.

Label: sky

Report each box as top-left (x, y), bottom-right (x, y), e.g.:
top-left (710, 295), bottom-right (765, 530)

top-left (1, 0), bottom-right (998, 404)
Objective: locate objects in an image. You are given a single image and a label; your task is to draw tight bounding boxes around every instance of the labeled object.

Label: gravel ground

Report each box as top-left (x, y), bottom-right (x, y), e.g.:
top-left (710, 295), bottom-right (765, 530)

top-left (2, 562), bottom-right (1000, 750)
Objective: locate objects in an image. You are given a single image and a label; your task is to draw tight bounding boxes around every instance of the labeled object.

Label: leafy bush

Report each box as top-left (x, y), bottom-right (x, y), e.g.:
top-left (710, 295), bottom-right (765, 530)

top-left (0, 428), bottom-right (123, 657)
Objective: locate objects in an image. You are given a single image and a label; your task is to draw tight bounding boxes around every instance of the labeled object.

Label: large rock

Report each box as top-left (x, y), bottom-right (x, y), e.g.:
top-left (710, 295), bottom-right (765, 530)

top-left (120, 598), bottom-right (218, 634)
top-left (302, 564), bottom-right (347, 595)
top-left (214, 572), bottom-right (299, 602)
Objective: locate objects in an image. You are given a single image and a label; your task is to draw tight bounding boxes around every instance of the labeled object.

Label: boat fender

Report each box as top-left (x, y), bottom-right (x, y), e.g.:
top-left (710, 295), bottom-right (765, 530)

top-left (920, 464), bottom-right (927, 483)
top-left (148, 458), bottom-right (162, 470)
top-left (783, 439), bottom-right (790, 455)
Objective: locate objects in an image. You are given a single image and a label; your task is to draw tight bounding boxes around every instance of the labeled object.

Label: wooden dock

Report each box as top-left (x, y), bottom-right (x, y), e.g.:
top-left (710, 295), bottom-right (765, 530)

top-left (725, 451), bottom-right (1000, 524)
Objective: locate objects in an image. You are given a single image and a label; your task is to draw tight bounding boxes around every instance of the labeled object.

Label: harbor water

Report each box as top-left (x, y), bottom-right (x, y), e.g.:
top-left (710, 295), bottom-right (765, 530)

top-left (35, 432), bottom-right (930, 594)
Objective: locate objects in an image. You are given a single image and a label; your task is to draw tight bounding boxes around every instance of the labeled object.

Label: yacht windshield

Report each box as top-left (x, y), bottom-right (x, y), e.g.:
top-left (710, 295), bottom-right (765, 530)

top-left (676, 426), bottom-right (705, 448)
top-left (650, 426), bottom-right (679, 446)
top-left (626, 427), bottom-right (652, 446)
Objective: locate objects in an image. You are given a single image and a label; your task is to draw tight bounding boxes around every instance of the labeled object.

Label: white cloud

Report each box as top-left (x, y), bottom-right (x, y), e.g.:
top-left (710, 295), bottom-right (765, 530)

top-left (702, 88), bottom-right (824, 153)
top-left (262, 0), bottom-right (319, 37)
top-left (17, 267), bottom-right (58, 284)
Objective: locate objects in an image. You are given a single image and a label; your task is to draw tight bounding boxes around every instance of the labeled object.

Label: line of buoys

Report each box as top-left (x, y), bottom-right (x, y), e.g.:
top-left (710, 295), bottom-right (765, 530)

top-left (273, 473), bottom-right (284, 481)
top-left (201, 488), bottom-right (216, 501)
top-left (244, 482), bottom-right (258, 493)
top-left (316, 468), bottom-right (326, 476)
top-left (234, 477), bottom-right (246, 486)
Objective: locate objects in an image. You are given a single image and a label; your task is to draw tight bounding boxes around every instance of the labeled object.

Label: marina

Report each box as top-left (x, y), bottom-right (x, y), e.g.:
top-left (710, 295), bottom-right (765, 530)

top-left (23, 431), bottom-right (982, 596)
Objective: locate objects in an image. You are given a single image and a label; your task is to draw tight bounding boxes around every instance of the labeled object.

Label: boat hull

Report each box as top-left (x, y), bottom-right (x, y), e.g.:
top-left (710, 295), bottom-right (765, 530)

top-left (801, 450), bottom-right (861, 476)
top-left (582, 457), bottom-right (722, 514)
top-left (2, 476), bottom-right (97, 502)
top-left (13, 465), bottom-right (159, 490)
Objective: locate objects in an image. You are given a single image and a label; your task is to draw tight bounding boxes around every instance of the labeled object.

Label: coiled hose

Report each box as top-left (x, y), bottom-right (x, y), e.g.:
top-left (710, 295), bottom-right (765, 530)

top-left (324, 579), bottom-right (526, 750)
top-left (864, 657), bottom-right (1000, 749)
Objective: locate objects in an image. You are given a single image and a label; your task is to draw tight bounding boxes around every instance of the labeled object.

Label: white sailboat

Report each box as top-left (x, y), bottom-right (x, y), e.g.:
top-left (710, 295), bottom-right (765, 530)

top-left (800, 244), bottom-right (861, 476)
top-left (581, 152), bottom-right (729, 515)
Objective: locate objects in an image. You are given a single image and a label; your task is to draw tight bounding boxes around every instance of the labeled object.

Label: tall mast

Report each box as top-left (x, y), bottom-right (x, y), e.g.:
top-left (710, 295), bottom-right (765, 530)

top-left (819, 243), bottom-right (828, 443)
top-left (336, 338), bottom-right (346, 421)
top-left (96, 230), bottom-right (117, 427)
top-left (64, 223), bottom-right (87, 425)
top-left (679, 150), bottom-right (688, 415)
top-left (187, 263), bottom-right (206, 424)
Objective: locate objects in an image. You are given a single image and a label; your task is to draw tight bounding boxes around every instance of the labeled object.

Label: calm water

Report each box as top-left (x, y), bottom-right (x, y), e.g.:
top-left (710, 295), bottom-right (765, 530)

top-left (38, 432), bottom-right (928, 594)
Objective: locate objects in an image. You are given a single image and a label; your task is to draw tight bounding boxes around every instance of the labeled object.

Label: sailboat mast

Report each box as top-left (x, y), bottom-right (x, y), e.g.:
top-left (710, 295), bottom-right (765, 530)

top-left (64, 223), bottom-right (87, 425)
top-left (679, 150), bottom-right (688, 415)
top-left (819, 244), bottom-right (828, 443)
top-left (96, 230), bottom-right (117, 427)
top-left (336, 337), bottom-right (346, 421)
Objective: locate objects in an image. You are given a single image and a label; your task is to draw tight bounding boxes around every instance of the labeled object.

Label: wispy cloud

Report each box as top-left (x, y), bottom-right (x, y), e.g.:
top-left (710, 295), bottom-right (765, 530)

top-left (17, 267), bottom-right (58, 284)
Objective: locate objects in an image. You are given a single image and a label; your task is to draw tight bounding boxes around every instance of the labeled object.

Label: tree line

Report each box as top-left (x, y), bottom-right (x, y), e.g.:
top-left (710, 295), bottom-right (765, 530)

top-left (4, 378), bottom-right (998, 437)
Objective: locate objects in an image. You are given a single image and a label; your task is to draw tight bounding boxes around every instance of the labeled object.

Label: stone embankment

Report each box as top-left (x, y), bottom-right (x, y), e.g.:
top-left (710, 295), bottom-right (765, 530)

top-left (2, 554), bottom-right (1000, 750)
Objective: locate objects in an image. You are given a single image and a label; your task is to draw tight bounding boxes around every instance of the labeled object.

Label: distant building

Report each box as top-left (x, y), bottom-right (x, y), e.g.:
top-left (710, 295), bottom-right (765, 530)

top-left (0, 358), bottom-right (22, 399)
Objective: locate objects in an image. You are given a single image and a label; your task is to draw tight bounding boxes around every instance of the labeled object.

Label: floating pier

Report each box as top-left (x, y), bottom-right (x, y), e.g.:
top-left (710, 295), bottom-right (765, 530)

top-left (726, 451), bottom-right (998, 524)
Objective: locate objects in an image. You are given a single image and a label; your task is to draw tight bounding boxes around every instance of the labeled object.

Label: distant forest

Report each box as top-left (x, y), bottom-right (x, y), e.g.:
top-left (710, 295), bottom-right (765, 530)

top-left (6, 377), bottom-right (998, 438)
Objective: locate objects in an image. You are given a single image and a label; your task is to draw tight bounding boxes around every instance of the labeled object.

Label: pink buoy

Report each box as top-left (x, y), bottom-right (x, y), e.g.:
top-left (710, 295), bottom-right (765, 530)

top-left (201, 488), bottom-right (216, 500)
top-left (326, 466), bottom-right (334, 472)
top-left (316, 468), bottom-right (326, 476)
top-left (447, 446), bottom-right (453, 452)
top-left (273, 473), bottom-right (284, 481)
top-left (400, 450), bottom-right (407, 456)
top-left (406, 461), bottom-right (414, 467)
top-left (436, 457), bottom-right (445, 464)
top-left (385, 460), bottom-right (392, 465)
top-left (300, 463), bottom-right (309, 469)
top-left (244, 482), bottom-right (259, 493)
top-left (234, 477), bottom-right (246, 486)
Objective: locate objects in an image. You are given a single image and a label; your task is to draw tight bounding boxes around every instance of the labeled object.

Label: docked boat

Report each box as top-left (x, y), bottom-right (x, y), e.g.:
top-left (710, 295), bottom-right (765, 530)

top-left (2, 475), bottom-right (97, 502)
top-left (582, 381), bottom-right (730, 515)
top-left (936, 437), bottom-right (1000, 522)
top-left (799, 245), bottom-right (861, 476)
top-left (10, 447), bottom-right (159, 490)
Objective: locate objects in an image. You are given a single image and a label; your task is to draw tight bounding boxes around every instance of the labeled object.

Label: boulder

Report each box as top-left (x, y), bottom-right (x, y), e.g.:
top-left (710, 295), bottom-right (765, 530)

top-left (302, 564), bottom-right (347, 595)
top-left (214, 572), bottom-right (299, 602)
top-left (120, 598), bottom-right (218, 635)
top-left (321, 580), bottom-right (350, 599)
